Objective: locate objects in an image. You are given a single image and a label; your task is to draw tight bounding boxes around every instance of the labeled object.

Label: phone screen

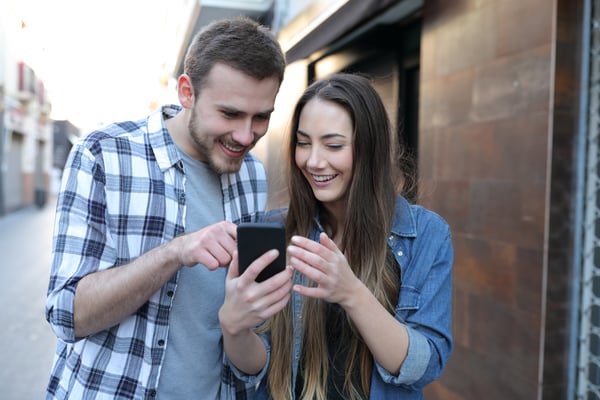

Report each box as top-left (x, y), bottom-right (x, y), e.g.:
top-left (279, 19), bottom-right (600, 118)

top-left (237, 222), bottom-right (286, 282)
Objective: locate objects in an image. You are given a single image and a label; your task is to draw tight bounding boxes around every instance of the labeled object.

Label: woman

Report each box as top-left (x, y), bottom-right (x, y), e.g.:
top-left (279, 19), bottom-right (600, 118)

top-left (219, 73), bottom-right (453, 399)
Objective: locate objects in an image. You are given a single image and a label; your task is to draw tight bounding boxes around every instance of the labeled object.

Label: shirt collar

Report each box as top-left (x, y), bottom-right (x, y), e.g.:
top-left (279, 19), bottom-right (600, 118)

top-left (147, 104), bottom-right (183, 172)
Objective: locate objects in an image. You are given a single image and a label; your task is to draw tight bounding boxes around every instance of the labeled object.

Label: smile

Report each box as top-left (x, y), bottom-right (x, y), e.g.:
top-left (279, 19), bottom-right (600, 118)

top-left (312, 174), bottom-right (337, 182)
top-left (221, 140), bottom-right (246, 154)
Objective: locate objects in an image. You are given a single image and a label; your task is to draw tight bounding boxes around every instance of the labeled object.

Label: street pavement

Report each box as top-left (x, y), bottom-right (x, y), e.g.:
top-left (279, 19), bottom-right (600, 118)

top-left (0, 197), bottom-right (58, 399)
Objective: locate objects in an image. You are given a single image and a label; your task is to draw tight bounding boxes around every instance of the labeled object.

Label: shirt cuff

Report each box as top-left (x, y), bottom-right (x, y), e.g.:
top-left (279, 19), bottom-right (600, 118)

top-left (226, 334), bottom-right (270, 384)
top-left (374, 324), bottom-right (430, 384)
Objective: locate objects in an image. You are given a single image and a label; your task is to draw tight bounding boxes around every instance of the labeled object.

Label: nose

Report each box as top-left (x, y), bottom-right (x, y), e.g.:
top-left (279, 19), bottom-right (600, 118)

top-left (231, 119), bottom-right (255, 146)
top-left (306, 146), bottom-right (325, 169)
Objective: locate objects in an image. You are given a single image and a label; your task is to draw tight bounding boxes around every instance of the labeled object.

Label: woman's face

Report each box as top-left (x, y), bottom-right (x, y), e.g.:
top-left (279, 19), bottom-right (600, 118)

top-left (295, 98), bottom-right (354, 211)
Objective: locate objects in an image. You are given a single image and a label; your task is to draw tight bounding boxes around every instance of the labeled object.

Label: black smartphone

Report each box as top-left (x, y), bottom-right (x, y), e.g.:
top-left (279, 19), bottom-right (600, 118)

top-left (237, 222), bottom-right (286, 282)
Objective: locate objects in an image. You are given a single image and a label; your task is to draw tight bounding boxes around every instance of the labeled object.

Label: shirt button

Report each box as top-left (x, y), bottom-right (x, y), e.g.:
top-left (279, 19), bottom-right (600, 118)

top-left (167, 290), bottom-right (174, 297)
top-left (148, 389), bottom-right (156, 398)
top-left (397, 250), bottom-right (403, 256)
top-left (158, 339), bottom-right (165, 346)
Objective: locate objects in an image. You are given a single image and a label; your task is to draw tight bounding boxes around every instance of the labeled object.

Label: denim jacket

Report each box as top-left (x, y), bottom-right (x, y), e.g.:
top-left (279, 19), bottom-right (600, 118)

top-left (231, 196), bottom-right (453, 399)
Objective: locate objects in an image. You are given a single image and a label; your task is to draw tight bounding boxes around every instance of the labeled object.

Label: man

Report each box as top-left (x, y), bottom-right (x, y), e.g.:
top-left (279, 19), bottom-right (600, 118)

top-left (45, 16), bottom-right (287, 399)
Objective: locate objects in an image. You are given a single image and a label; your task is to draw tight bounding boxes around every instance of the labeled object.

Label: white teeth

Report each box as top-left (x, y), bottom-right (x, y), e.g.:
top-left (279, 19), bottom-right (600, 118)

top-left (312, 174), bottom-right (336, 182)
top-left (223, 142), bottom-right (244, 153)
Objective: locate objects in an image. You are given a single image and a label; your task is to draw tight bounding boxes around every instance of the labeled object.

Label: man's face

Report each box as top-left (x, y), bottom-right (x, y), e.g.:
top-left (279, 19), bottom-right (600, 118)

top-left (187, 63), bottom-right (280, 174)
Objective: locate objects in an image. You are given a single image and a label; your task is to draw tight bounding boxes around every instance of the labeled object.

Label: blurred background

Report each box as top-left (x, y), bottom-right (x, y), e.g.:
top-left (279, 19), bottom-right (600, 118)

top-left (0, 0), bottom-right (595, 399)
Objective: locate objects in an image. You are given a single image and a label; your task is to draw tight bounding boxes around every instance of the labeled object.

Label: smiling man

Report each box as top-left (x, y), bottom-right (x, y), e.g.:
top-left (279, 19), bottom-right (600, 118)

top-left (44, 17), bottom-right (287, 400)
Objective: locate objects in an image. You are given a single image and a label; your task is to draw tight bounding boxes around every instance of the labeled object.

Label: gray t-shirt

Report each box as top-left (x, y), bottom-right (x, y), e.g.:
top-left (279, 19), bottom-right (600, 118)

top-left (156, 149), bottom-right (225, 399)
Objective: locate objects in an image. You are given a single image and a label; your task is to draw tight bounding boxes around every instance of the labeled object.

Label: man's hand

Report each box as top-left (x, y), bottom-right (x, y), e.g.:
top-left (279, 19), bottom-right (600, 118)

top-left (176, 221), bottom-right (238, 270)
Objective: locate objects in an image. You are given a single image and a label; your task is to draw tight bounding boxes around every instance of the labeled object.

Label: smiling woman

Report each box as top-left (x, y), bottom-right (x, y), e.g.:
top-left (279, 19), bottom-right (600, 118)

top-left (1, 0), bottom-right (188, 131)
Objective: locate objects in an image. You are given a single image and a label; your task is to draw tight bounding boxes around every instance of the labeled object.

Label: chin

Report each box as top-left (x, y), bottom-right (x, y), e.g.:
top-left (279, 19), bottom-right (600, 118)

top-left (313, 192), bottom-right (339, 204)
top-left (217, 159), bottom-right (244, 174)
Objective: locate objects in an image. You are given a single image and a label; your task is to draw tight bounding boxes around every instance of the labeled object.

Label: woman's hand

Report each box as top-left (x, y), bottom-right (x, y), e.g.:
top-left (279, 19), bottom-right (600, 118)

top-left (289, 232), bottom-right (409, 375)
top-left (219, 250), bottom-right (293, 336)
top-left (287, 232), bottom-right (363, 307)
top-left (219, 249), bottom-right (293, 375)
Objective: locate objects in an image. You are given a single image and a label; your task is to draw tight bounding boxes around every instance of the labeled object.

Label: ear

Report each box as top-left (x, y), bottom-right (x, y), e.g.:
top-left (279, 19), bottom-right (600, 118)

top-left (177, 74), bottom-right (194, 109)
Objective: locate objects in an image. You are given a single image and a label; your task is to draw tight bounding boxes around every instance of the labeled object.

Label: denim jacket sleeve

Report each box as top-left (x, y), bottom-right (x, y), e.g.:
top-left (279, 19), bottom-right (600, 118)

top-left (373, 198), bottom-right (454, 391)
top-left (223, 332), bottom-right (271, 384)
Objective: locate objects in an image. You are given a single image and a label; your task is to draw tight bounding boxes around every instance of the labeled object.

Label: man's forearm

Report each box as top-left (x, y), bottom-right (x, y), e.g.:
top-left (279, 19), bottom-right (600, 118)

top-left (73, 240), bottom-right (182, 338)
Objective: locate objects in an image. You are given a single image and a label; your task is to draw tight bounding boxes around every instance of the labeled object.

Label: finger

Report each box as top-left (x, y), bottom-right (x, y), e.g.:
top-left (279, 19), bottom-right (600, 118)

top-left (260, 265), bottom-right (294, 290)
top-left (194, 248), bottom-right (221, 270)
top-left (260, 292), bottom-right (292, 317)
top-left (207, 245), bottom-right (234, 268)
top-left (254, 280), bottom-right (293, 319)
top-left (259, 275), bottom-right (293, 306)
top-left (289, 255), bottom-right (326, 284)
top-left (197, 238), bottom-right (238, 269)
top-left (287, 245), bottom-right (327, 273)
top-left (290, 235), bottom-right (337, 260)
top-left (293, 283), bottom-right (325, 299)
top-left (242, 249), bottom-right (280, 282)
top-left (221, 220), bottom-right (238, 237)
top-left (193, 228), bottom-right (235, 268)
top-left (289, 235), bottom-right (325, 253)
top-left (317, 232), bottom-right (341, 253)
top-left (226, 251), bottom-right (240, 280)
top-left (213, 222), bottom-right (238, 256)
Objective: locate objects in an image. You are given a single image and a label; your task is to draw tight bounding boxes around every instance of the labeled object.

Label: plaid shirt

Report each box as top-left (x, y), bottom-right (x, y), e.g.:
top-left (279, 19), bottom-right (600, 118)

top-left (45, 105), bottom-right (266, 399)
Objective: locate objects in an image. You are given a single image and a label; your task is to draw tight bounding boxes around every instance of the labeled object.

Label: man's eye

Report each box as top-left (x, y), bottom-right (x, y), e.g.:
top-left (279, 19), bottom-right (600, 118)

top-left (223, 111), bottom-right (238, 118)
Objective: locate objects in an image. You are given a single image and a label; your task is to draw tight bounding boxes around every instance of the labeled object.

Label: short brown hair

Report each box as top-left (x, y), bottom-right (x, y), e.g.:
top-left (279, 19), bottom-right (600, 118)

top-left (184, 16), bottom-right (286, 95)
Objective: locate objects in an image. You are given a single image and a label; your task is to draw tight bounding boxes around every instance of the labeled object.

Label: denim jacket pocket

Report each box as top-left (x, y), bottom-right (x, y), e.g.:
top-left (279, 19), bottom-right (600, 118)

top-left (396, 285), bottom-right (421, 311)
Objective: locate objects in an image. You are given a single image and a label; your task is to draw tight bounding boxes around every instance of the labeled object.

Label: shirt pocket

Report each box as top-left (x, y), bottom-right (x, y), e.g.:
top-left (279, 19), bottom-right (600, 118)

top-left (396, 285), bottom-right (421, 312)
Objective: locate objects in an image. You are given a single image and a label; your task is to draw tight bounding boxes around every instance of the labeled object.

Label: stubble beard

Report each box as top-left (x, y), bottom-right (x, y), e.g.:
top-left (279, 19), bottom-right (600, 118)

top-left (188, 111), bottom-right (244, 175)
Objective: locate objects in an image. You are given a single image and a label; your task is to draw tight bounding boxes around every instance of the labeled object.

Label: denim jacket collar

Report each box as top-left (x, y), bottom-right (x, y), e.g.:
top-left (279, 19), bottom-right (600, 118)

top-left (391, 196), bottom-right (418, 238)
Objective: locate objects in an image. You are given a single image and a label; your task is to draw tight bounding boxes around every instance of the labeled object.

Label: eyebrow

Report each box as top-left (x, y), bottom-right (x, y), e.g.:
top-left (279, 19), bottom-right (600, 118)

top-left (219, 105), bottom-right (275, 116)
top-left (296, 130), bottom-right (347, 139)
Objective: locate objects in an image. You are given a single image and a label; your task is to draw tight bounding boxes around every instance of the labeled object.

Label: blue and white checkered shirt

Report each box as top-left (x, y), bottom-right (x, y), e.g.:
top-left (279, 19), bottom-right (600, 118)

top-left (45, 105), bottom-right (267, 399)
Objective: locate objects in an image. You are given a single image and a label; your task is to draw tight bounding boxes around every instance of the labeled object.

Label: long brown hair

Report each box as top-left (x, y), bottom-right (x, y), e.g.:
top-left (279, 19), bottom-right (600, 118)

top-left (265, 73), bottom-right (404, 399)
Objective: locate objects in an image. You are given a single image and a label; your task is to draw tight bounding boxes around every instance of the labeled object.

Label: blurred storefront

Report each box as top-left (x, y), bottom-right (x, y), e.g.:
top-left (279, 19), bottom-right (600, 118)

top-left (0, 62), bottom-right (52, 213)
top-left (0, 13), bottom-right (54, 214)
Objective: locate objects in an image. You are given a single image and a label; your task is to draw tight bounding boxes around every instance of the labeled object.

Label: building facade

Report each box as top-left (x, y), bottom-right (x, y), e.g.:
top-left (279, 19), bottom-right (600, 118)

top-left (176, 0), bottom-right (596, 398)
top-left (0, 12), bottom-right (53, 214)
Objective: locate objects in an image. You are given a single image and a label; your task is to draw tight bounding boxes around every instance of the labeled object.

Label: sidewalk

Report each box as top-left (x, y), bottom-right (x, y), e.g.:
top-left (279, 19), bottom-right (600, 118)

top-left (0, 198), bottom-right (58, 399)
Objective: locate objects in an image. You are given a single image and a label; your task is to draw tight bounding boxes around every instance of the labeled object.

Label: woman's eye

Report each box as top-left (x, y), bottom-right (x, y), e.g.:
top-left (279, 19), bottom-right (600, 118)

top-left (296, 141), bottom-right (310, 147)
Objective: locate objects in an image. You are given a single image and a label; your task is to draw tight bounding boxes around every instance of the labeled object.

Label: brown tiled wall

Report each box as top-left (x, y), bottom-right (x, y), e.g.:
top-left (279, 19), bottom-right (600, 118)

top-left (419, 0), bottom-right (582, 399)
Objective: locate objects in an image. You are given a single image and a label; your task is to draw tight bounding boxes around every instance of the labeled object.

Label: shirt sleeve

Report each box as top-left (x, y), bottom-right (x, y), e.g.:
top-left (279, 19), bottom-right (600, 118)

top-left (45, 142), bottom-right (115, 343)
